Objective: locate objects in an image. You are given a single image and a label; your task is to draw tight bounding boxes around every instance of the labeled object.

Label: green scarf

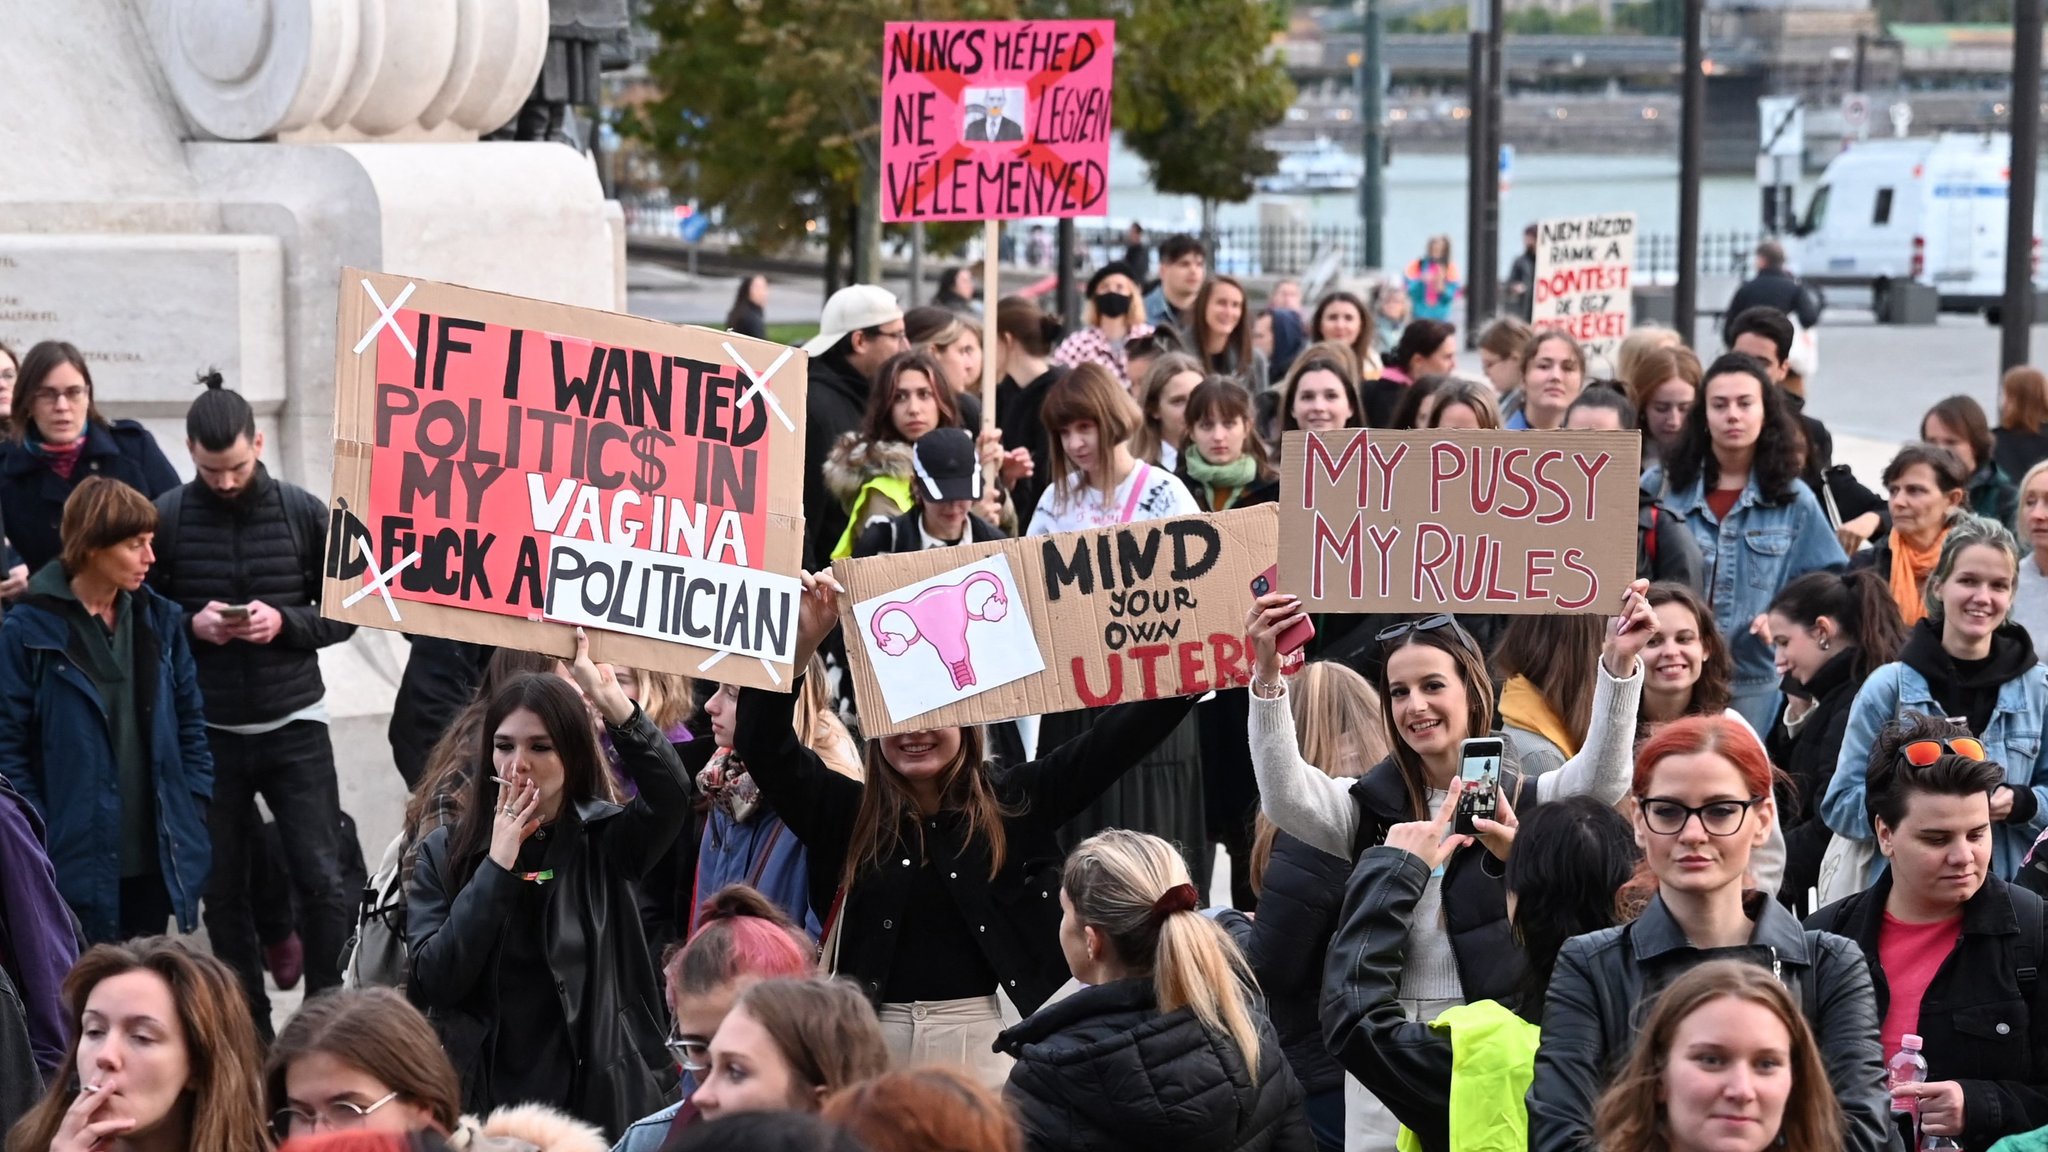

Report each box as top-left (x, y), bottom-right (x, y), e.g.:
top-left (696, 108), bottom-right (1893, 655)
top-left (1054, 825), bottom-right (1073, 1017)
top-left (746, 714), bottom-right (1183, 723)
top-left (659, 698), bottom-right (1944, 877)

top-left (1183, 443), bottom-right (1259, 510)
top-left (1183, 443), bottom-right (1258, 487)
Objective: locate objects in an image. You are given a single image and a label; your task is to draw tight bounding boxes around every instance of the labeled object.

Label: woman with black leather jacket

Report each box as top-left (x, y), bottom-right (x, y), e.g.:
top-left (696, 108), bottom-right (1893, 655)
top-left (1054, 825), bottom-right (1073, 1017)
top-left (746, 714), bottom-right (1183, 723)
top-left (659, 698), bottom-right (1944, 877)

top-left (731, 570), bottom-right (1198, 1088)
top-left (1761, 570), bottom-right (1908, 914)
top-left (406, 630), bottom-right (691, 1138)
top-left (1527, 714), bottom-right (1892, 1152)
top-left (1321, 795), bottom-right (1639, 1152)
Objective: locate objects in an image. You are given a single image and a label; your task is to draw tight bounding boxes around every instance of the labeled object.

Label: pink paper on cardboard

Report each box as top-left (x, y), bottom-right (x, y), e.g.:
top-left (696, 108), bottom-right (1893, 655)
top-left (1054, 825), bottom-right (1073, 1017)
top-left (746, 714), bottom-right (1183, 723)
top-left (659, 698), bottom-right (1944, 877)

top-left (880, 20), bottom-right (1114, 223)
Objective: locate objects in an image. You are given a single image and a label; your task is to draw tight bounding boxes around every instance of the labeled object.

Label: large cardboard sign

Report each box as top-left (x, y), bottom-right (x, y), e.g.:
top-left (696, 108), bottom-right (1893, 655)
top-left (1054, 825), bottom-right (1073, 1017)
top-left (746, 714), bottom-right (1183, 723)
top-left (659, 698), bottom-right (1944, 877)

top-left (325, 269), bottom-right (808, 690)
top-left (1277, 430), bottom-right (1640, 615)
top-left (834, 505), bottom-right (1276, 734)
top-left (1532, 211), bottom-right (1637, 372)
top-left (880, 20), bottom-right (1114, 223)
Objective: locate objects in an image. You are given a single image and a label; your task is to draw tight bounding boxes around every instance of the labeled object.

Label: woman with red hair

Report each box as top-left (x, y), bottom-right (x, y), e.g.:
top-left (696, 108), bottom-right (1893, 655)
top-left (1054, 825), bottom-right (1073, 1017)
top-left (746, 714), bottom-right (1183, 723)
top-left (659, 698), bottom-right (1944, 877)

top-left (1527, 715), bottom-right (1891, 1152)
top-left (613, 886), bottom-right (816, 1150)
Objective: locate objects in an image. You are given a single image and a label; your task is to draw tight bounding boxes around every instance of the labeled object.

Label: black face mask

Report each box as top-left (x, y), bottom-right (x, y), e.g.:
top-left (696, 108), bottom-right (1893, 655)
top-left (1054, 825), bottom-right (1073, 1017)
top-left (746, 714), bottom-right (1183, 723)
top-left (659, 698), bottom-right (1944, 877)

top-left (1094, 291), bottom-right (1132, 319)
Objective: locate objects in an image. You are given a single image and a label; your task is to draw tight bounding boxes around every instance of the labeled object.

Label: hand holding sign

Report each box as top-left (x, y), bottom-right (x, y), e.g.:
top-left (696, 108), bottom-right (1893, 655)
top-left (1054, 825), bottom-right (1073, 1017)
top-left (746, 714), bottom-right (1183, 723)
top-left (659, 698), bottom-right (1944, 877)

top-left (1601, 578), bottom-right (1656, 678)
top-left (797, 569), bottom-right (847, 668)
top-left (569, 626), bottom-right (635, 726)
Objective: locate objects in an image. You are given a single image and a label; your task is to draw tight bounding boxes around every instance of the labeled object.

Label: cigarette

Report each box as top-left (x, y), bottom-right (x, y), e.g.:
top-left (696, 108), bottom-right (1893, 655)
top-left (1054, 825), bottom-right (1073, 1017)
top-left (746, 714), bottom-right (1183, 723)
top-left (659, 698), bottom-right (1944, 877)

top-left (80, 1083), bottom-right (100, 1095)
top-left (491, 776), bottom-right (517, 787)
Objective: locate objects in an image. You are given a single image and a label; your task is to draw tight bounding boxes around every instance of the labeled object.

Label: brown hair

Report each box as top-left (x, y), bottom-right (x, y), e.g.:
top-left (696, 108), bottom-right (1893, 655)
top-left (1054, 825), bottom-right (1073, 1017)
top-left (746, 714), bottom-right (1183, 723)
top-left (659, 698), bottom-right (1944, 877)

top-left (1179, 377), bottom-right (1274, 485)
top-left (1423, 377), bottom-right (1504, 430)
top-left (1379, 620), bottom-right (1496, 820)
top-left (823, 1066), bottom-right (1021, 1152)
top-left (1614, 324), bottom-right (1683, 387)
top-left (1520, 329), bottom-right (1587, 378)
top-left (266, 989), bottom-right (461, 1135)
top-left (59, 475), bottom-right (159, 575)
top-left (1882, 442), bottom-right (1968, 494)
top-left (8, 938), bottom-right (271, 1152)
top-left (1310, 291), bottom-right (1378, 370)
top-left (845, 724), bottom-right (1007, 896)
top-left (1493, 614), bottom-right (1606, 752)
top-left (1923, 394), bottom-right (1995, 474)
top-left (625, 667), bottom-right (692, 733)
top-left (861, 349), bottom-right (961, 445)
top-left (1477, 316), bottom-right (1532, 363)
top-left (12, 340), bottom-right (108, 442)
top-left (1187, 275), bottom-right (1254, 376)
top-left (1041, 362), bottom-right (1142, 507)
top-left (1132, 352), bottom-right (1205, 466)
top-left (2001, 366), bottom-right (2048, 435)
top-left (1063, 830), bottom-right (1263, 1076)
top-left (1276, 342), bottom-right (1364, 436)
top-left (1645, 582), bottom-right (1734, 718)
top-left (1251, 661), bottom-right (1385, 891)
top-left (730, 977), bottom-right (891, 1099)
top-left (1594, 960), bottom-right (1840, 1152)
top-left (995, 296), bottom-right (1061, 359)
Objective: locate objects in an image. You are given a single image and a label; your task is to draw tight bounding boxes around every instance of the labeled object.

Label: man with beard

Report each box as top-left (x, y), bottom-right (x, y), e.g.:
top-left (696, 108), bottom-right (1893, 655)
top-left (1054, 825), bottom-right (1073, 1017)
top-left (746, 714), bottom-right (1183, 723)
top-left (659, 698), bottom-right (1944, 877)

top-left (148, 374), bottom-right (358, 1037)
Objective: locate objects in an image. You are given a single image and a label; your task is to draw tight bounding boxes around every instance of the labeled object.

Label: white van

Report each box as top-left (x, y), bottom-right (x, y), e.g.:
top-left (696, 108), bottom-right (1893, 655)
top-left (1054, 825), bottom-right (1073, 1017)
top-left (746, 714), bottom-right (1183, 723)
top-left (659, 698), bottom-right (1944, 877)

top-left (1790, 132), bottom-right (2039, 315)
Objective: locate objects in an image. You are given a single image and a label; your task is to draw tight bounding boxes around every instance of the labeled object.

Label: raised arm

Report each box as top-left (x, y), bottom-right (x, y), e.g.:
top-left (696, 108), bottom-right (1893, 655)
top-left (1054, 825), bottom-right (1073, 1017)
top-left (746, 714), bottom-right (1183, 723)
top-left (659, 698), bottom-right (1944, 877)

top-left (567, 631), bottom-right (694, 877)
top-left (1009, 693), bottom-right (1200, 830)
top-left (1537, 580), bottom-right (1652, 807)
top-left (1246, 593), bottom-right (1363, 858)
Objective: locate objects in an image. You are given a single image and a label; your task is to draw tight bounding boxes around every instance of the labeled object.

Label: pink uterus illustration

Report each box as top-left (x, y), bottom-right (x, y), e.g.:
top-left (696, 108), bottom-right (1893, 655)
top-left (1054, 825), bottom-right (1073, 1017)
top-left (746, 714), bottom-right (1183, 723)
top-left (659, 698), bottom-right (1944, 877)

top-left (870, 571), bottom-right (1010, 690)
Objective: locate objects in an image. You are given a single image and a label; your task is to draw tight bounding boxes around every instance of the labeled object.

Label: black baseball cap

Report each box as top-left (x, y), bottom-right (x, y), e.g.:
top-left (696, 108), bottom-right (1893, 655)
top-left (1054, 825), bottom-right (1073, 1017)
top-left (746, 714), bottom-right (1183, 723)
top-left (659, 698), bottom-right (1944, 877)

top-left (912, 427), bottom-right (981, 503)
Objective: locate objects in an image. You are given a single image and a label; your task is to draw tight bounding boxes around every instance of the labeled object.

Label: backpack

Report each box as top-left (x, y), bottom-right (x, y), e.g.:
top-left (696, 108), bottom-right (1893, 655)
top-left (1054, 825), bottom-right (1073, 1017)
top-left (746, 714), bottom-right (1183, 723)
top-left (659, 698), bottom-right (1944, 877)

top-left (341, 830), bottom-right (408, 990)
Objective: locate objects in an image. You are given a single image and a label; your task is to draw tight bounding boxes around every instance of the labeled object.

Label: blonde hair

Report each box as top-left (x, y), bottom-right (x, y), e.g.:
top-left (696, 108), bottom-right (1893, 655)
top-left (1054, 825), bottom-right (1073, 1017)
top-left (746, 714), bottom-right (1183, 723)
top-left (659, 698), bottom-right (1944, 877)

top-left (1615, 323), bottom-right (1683, 386)
top-left (627, 667), bottom-right (692, 732)
top-left (1062, 829), bottom-right (1263, 1077)
top-left (798, 655), bottom-right (862, 779)
top-left (1251, 663), bottom-right (1386, 890)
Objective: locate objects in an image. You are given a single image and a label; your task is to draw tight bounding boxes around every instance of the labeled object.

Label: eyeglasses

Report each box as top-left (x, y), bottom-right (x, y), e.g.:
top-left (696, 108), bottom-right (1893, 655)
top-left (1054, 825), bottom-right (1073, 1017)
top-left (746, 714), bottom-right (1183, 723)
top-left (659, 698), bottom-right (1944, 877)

top-left (1903, 737), bottom-right (1987, 766)
top-left (875, 327), bottom-right (909, 345)
top-left (1639, 796), bottom-right (1767, 836)
top-left (271, 1091), bottom-right (400, 1140)
top-left (1376, 614), bottom-right (1458, 646)
top-left (34, 386), bottom-right (86, 409)
top-left (666, 1030), bottom-right (712, 1073)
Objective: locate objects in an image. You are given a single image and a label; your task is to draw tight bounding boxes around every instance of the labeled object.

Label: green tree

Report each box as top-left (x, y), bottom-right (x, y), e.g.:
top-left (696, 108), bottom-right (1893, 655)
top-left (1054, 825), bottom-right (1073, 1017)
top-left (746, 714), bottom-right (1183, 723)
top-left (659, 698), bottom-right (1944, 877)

top-left (1111, 0), bottom-right (1296, 229)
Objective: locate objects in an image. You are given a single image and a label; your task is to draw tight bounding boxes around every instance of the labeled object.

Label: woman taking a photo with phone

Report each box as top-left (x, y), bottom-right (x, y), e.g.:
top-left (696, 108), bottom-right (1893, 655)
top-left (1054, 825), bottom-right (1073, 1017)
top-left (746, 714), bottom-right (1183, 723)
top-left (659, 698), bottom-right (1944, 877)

top-left (1244, 579), bottom-right (1653, 1010)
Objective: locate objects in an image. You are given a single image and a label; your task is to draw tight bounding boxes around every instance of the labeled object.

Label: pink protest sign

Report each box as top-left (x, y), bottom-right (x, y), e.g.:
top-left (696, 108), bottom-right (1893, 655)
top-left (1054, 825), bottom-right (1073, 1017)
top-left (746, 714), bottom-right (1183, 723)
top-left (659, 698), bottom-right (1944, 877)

top-left (881, 20), bottom-right (1114, 223)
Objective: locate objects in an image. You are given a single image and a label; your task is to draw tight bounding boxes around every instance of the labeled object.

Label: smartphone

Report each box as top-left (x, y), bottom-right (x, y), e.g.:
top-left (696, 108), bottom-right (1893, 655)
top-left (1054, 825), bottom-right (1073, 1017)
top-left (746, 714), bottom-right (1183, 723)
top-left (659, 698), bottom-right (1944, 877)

top-left (219, 604), bottom-right (250, 622)
top-left (1250, 565), bottom-right (1316, 656)
top-left (1456, 737), bottom-right (1505, 837)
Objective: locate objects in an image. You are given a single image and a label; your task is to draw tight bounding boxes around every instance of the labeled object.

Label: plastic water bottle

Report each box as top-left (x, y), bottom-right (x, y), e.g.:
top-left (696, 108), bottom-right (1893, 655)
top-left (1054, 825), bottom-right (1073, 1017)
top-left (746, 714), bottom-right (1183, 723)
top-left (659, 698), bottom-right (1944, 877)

top-left (1889, 1034), bottom-right (1928, 1144)
top-left (1924, 1136), bottom-right (1961, 1152)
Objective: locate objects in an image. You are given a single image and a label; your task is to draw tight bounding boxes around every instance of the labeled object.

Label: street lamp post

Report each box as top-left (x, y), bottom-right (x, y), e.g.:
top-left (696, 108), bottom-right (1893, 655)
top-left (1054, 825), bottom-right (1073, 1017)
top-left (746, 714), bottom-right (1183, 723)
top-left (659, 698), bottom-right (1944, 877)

top-left (2004, 0), bottom-right (2042, 369)
top-left (1359, 0), bottom-right (1386, 270)
top-left (1675, 0), bottom-right (1705, 344)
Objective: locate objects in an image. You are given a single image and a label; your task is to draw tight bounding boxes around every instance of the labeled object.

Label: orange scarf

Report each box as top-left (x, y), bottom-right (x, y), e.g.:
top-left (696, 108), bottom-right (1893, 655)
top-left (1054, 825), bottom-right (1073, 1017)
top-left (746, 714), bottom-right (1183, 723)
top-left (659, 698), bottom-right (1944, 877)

top-left (1889, 528), bottom-right (1946, 626)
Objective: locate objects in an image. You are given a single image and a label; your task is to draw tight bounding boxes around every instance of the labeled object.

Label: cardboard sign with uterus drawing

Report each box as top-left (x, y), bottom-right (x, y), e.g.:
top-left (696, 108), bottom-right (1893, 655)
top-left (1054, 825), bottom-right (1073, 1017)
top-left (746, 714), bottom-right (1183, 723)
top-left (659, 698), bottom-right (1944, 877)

top-left (836, 505), bottom-right (1278, 735)
top-left (850, 554), bottom-right (1044, 724)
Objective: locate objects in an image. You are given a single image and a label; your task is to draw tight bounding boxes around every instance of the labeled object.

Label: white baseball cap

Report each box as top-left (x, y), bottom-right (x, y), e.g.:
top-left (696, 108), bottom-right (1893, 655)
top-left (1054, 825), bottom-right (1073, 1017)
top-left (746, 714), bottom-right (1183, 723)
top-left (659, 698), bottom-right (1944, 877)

top-left (803, 284), bottom-right (904, 355)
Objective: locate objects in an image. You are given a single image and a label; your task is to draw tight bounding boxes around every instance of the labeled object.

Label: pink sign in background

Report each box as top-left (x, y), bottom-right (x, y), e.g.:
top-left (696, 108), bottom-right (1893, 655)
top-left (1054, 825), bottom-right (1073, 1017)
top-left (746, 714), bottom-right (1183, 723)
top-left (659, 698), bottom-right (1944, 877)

top-left (880, 20), bottom-right (1114, 223)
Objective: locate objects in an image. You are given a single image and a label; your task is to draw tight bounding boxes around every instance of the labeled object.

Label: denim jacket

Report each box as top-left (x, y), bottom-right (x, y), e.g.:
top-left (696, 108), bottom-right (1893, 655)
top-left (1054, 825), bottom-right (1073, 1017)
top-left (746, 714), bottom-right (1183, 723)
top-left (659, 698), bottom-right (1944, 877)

top-left (1821, 659), bottom-right (2048, 880)
top-left (1643, 468), bottom-right (1847, 695)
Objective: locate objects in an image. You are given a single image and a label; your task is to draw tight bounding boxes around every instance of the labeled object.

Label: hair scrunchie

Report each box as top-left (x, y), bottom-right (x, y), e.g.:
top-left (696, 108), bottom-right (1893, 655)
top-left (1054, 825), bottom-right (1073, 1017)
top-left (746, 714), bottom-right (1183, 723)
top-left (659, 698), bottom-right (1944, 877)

top-left (1149, 882), bottom-right (1200, 926)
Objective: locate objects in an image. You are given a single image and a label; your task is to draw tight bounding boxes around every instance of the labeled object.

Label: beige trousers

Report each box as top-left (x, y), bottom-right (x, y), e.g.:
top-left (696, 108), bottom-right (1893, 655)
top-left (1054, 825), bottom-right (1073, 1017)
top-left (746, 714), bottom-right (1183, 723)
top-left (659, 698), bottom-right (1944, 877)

top-left (877, 995), bottom-right (1014, 1090)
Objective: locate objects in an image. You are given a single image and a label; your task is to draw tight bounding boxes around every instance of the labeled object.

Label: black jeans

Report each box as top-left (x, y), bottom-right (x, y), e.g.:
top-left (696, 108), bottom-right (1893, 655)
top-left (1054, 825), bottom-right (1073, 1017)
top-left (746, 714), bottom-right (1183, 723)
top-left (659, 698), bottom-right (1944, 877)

top-left (201, 721), bottom-right (353, 1037)
top-left (116, 874), bottom-right (173, 941)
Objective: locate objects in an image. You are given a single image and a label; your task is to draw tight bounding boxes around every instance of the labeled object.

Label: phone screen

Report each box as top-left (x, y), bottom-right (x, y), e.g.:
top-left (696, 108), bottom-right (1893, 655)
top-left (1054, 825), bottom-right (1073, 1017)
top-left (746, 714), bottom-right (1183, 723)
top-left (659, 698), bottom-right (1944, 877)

top-left (1456, 738), bottom-right (1503, 836)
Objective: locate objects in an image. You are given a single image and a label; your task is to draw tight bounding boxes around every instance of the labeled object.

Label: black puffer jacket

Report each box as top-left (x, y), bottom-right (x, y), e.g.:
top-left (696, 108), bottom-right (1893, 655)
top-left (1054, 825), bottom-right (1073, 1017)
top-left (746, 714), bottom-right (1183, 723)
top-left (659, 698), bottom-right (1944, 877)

top-left (998, 976), bottom-right (1314, 1152)
top-left (0, 421), bottom-right (180, 572)
top-left (1528, 892), bottom-right (1892, 1152)
top-left (1246, 831), bottom-right (1349, 1096)
top-left (147, 466), bottom-right (355, 725)
top-left (1807, 872), bottom-right (2048, 1152)
top-left (1767, 646), bottom-right (1863, 915)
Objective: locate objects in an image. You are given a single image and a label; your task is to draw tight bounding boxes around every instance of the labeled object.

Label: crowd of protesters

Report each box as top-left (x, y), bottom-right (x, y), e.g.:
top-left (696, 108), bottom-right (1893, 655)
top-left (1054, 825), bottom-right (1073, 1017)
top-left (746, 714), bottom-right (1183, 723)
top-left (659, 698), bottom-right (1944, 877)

top-left (10, 227), bottom-right (2048, 1152)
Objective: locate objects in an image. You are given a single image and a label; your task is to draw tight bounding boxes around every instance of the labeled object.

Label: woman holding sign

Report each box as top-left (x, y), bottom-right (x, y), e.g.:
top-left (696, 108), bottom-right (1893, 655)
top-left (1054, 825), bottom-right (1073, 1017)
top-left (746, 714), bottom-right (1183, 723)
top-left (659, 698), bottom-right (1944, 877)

top-left (1643, 353), bottom-right (1847, 732)
top-left (405, 630), bottom-right (691, 1137)
top-left (728, 568), bottom-right (1200, 1088)
top-left (1244, 581), bottom-right (1653, 1010)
